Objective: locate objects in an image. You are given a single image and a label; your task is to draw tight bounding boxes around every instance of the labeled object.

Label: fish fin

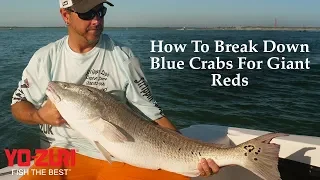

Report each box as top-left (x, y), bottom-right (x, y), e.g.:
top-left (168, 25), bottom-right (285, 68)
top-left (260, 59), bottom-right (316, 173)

top-left (238, 132), bottom-right (288, 180)
top-left (94, 141), bottom-right (113, 164)
top-left (108, 90), bottom-right (126, 103)
top-left (100, 118), bottom-right (129, 143)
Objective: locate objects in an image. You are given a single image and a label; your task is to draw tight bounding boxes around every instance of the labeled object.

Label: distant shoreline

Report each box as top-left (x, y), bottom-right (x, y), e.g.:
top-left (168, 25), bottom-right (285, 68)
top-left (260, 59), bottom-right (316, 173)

top-left (1, 26), bottom-right (320, 31)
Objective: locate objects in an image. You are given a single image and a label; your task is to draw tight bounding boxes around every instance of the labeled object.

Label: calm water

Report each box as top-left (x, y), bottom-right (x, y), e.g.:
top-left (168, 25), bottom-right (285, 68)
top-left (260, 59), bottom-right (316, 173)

top-left (0, 28), bottom-right (319, 168)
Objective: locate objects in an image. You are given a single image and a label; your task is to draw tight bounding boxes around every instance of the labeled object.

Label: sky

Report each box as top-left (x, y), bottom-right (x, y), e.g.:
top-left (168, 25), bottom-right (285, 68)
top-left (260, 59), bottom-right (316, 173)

top-left (0, 0), bottom-right (319, 27)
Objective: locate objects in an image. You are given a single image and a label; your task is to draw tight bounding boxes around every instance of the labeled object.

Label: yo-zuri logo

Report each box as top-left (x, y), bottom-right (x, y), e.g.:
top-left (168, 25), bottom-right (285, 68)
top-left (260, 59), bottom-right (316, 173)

top-left (4, 149), bottom-right (76, 167)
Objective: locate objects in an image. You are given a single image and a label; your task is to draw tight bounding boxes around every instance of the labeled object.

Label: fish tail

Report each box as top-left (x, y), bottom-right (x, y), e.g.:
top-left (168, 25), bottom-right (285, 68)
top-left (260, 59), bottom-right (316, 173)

top-left (236, 132), bottom-right (288, 180)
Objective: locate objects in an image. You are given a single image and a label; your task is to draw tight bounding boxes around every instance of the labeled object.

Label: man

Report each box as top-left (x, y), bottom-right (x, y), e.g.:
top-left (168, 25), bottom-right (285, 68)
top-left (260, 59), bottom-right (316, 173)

top-left (11, 0), bottom-right (219, 179)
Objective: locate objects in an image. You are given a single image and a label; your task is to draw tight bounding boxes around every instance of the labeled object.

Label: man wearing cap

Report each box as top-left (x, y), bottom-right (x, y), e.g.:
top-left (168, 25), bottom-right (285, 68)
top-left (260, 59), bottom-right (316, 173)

top-left (11, 0), bottom-right (219, 179)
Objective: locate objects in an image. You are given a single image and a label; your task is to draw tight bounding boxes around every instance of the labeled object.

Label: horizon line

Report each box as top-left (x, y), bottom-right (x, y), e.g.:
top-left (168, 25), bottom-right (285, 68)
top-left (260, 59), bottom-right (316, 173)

top-left (1, 26), bottom-right (320, 28)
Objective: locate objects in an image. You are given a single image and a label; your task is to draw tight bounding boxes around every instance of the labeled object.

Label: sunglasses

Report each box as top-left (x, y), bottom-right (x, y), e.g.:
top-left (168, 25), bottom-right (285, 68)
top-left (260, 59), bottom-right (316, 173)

top-left (68, 6), bottom-right (107, 20)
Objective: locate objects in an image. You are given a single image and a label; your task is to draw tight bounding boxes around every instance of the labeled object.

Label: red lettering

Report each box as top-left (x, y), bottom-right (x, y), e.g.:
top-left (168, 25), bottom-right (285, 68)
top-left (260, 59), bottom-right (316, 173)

top-left (4, 149), bottom-right (32, 166)
top-left (61, 149), bottom-right (76, 167)
top-left (34, 149), bottom-right (48, 166)
top-left (4, 149), bottom-right (76, 167)
top-left (35, 149), bottom-right (76, 167)
top-left (48, 149), bottom-right (61, 167)
top-left (4, 149), bottom-right (17, 166)
top-left (17, 149), bottom-right (31, 166)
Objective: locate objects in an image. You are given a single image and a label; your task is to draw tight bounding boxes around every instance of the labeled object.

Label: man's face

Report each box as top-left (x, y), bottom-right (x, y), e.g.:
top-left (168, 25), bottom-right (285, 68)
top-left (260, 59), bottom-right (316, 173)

top-left (67, 4), bottom-right (106, 44)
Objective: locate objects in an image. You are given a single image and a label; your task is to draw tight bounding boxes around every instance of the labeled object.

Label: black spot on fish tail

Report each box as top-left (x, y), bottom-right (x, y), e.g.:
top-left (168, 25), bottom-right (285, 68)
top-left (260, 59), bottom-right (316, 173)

top-left (248, 146), bottom-right (255, 152)
top-left (244, 144), bottom-right (256, 153)
top-left (254, 158), bottom-right (258, 161)
top-left (87, 88), bottom-right (93, 93)
top-left (245, 153), bottom-right (248, 156)
top-left (178, 148), bottom-right (181, 151)
top-left (199, 152), bottom-right (201, 156)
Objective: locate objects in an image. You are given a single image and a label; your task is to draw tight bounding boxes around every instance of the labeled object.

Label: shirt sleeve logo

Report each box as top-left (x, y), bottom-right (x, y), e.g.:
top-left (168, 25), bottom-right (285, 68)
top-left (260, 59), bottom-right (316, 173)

top-left (134, 77), bottom-right (164, 116)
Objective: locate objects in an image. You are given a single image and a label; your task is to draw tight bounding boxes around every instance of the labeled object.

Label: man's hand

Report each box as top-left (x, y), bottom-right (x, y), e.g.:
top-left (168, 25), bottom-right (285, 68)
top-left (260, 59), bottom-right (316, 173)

top-left (198, 158), bottom-right (219, 177)
top-left (37, 100), bottom-right (67, 126)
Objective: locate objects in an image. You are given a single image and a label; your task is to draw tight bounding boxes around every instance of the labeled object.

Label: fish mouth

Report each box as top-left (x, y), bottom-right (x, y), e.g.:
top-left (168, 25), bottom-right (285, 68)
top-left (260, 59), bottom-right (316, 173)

top-left (46, 83), bottom-right (61, 103)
